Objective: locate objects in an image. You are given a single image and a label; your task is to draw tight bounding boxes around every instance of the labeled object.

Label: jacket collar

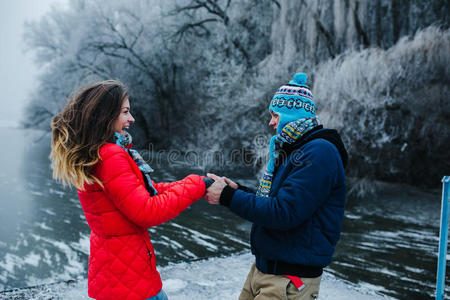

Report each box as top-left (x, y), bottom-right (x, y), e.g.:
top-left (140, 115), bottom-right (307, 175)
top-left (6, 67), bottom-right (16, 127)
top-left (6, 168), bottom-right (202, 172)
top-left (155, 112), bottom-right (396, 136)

top-left (277, 126), bottom-right (348, 169)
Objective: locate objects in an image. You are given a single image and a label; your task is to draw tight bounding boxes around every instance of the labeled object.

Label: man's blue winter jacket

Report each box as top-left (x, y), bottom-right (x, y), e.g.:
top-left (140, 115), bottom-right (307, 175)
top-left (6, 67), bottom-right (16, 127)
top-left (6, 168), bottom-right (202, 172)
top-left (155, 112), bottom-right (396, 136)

top-left (219, 127), bottom-right (347, 276)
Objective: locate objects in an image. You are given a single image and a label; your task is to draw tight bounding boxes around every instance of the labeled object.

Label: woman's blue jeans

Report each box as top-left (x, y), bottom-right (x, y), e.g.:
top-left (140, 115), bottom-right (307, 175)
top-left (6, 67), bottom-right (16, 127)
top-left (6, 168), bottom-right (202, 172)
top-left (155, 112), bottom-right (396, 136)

top-left (146, 289), bottom-right (168, 300)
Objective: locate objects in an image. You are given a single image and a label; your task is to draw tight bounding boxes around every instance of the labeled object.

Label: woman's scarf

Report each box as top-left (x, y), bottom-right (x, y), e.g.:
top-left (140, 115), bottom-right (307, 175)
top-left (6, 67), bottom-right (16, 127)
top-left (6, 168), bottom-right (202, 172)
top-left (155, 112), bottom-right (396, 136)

top-left (256, 117), bottom-right (321, 197)
top-left (113, 131), bottom-right (158, 196)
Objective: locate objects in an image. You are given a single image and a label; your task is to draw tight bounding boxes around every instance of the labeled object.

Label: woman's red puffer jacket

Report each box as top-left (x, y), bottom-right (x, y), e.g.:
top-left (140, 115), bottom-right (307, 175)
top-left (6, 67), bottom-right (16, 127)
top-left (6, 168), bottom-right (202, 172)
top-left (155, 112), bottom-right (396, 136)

top-left (77, 143), bottom-right (206, 300)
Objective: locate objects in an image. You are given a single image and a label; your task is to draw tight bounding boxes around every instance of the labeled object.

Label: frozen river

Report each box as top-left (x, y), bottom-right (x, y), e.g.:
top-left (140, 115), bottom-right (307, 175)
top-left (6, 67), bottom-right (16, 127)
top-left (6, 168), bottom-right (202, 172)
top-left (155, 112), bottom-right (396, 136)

top-left (0, 128), bottom-right (446, 299)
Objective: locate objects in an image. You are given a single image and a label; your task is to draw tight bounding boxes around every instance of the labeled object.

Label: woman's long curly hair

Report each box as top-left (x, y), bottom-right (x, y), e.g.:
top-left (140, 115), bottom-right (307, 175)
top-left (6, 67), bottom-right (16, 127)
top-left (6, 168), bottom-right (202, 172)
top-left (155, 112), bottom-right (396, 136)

top-left (50, 79), bottom-right (129, 190)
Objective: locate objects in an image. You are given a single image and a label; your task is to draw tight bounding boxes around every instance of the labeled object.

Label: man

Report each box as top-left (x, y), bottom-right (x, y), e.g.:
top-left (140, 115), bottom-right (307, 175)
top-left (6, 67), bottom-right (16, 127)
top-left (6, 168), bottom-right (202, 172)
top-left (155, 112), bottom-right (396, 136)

top-left (205, 73), bottom-right (348, 299)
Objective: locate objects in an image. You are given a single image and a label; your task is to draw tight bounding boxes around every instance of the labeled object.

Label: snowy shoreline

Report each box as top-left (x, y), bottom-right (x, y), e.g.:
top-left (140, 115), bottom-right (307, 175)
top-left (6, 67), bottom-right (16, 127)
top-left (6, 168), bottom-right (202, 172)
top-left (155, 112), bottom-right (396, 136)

top-left (1, 252), bottom-right (389, 299)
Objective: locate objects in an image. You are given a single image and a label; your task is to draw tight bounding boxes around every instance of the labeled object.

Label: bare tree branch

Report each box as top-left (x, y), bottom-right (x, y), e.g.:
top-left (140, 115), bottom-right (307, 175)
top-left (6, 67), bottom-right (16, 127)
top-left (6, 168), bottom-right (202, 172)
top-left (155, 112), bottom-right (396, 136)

top-left (353, 1), bottom-right (370, 48)
top-left (97, 15), bottom-right (161, 84)
top-left (312, 11), bottom-right (336, 59)
top-left (73, 54), bottom-right (112, 79)
top-left (175, 0), bottom-right (230, 25)
top-left (270, 0), bottom-right (280, 9)
top-left (174, 18), bottom-right (219, 38)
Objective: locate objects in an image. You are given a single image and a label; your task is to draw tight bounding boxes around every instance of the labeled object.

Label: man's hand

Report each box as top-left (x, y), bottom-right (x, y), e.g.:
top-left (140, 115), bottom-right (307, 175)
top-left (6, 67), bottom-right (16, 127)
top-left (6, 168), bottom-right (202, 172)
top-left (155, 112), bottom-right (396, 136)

top-left (205, 173), bottom-right (227, 205)
top-left (223, 177), bottom-right (238, 189)
top-left (207, 173), bottom-right (238, 189)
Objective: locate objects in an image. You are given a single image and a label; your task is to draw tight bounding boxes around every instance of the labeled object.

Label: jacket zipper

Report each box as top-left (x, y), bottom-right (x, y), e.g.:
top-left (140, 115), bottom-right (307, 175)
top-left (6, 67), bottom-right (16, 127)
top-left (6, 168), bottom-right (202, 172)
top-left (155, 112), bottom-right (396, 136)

top-left (143, 237), bottom-right (153, 268)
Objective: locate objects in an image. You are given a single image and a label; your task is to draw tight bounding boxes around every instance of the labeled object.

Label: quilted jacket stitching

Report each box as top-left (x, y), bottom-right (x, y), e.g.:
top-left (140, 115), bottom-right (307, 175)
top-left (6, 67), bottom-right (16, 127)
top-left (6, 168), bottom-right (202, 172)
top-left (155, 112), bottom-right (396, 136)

top-left (80, 143), bottom-right (205, 299)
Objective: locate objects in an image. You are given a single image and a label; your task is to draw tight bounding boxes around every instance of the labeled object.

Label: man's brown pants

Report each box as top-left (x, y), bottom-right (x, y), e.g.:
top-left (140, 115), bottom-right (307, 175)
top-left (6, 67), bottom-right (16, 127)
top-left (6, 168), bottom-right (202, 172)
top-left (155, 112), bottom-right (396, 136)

top-left (238, 262), bottom-right (321, 300)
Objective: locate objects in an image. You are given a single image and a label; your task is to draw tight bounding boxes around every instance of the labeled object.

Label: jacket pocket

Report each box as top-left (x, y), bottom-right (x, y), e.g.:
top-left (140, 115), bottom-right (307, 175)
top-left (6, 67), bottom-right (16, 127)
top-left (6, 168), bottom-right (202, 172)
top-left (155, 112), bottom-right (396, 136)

top-left (144, 242), bottom-right (153, 267)
top-left (142, 233), bottom-right (156, 272)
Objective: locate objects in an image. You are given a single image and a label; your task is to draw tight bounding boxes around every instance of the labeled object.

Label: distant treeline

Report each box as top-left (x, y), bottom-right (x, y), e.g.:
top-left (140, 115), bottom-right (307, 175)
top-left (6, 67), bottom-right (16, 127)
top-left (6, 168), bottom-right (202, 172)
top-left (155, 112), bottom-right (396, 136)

top-left (24, 0), bottom-right (449, 189)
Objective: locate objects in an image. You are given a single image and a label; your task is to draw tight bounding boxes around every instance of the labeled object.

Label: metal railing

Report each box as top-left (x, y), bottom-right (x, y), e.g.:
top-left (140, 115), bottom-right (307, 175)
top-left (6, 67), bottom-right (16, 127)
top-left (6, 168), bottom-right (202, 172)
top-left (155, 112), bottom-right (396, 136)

top-left (436, 176), bottom-right (450, 300)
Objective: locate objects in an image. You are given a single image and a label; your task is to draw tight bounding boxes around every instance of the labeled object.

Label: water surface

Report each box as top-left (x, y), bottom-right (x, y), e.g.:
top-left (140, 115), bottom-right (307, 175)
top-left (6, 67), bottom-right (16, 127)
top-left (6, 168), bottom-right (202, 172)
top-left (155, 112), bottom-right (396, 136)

top-left (0, 128), bottom-right (446, 299)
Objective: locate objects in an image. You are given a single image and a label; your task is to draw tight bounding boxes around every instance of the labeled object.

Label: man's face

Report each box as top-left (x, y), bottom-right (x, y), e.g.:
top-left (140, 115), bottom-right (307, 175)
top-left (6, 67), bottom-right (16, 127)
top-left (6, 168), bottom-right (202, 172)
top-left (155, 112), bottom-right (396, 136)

top-left (268, 111), bottom-right (280, 132)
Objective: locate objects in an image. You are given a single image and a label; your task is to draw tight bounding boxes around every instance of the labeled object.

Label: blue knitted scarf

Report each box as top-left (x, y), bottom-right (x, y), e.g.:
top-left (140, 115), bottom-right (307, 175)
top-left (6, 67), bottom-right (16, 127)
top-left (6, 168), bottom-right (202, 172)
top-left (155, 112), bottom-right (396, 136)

top-left (256, 117), bottom-right (321, 197)
top-left (113, 131), bottom-right (158, 196)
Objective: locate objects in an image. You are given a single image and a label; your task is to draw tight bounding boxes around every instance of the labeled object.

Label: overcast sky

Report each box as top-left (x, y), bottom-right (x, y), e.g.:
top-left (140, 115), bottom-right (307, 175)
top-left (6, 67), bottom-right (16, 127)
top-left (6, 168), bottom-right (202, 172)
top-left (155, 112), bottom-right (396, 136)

top-left (0, 0), bottom-right (68, 127)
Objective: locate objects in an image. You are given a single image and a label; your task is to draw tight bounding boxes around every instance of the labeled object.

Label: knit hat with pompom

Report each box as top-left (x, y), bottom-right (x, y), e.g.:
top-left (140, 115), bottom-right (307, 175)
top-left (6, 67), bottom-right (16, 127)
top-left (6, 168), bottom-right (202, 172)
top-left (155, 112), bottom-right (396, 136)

top-left (269, 73), bottom-right (316, 133)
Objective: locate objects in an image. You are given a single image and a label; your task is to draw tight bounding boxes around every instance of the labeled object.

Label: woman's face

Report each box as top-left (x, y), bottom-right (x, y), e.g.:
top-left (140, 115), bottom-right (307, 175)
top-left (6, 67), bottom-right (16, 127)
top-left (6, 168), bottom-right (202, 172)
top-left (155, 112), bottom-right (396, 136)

top-left (113, 98), bottom-right (135, 135)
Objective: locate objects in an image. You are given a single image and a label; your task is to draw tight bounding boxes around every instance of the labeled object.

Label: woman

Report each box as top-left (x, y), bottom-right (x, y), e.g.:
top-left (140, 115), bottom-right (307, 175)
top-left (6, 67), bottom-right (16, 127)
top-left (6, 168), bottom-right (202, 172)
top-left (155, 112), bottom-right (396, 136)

top-left (50, 80), bottom-right (206, 300)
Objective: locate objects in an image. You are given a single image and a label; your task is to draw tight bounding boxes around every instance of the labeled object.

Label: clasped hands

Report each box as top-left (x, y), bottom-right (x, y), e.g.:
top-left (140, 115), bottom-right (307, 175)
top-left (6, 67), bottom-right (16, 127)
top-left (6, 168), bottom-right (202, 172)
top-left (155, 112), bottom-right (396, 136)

top-left (204, 173), bottom-right (238, 205)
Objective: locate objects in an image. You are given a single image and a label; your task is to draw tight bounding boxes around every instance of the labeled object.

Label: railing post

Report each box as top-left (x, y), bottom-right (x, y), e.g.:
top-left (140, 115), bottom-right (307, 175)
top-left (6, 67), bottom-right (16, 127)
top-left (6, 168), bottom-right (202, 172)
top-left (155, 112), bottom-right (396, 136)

top-left (437, 176), bottom-right (450, 300)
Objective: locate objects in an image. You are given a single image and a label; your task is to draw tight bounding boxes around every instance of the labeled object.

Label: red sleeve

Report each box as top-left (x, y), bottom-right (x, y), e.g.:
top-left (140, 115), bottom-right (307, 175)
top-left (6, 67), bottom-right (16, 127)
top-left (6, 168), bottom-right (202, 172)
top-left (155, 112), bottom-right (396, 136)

top-left (152, 181), bottom-right (178, 194)
top-left (152, 176), bottom-right (206, 194)
top-left (100, 151), bottom-right (206, 228)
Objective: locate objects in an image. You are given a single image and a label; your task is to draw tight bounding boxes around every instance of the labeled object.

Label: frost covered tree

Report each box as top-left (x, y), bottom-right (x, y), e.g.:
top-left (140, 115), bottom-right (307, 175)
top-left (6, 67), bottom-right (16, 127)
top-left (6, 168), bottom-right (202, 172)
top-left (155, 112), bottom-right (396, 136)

top-left (314, 27), bottom-right (450, 189)
top-left (23, 0), bottom-right (200, 144)
top-left (172, 0), bottom-right (273, 68)
top-left (23, 0), bottom-right (449, 188)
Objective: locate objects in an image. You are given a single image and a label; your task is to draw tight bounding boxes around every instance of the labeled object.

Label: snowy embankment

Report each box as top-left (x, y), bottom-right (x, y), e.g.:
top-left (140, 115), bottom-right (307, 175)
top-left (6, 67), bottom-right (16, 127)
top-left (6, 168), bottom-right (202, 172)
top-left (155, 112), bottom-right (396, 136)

top-left (1, 252), bottom-right (389, 300)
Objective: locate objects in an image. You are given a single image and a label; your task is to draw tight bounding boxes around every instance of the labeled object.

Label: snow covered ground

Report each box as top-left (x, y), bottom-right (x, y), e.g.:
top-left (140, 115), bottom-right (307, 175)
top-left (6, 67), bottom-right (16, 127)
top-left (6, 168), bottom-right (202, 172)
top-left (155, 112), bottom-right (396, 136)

top-left (1, 252), bottom-right (389, 299)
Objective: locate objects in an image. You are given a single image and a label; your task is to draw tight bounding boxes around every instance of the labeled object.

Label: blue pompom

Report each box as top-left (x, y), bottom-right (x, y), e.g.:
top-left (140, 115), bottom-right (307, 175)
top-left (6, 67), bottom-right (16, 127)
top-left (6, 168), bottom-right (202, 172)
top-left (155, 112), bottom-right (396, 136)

top-left (293, 73), bottom-right (307, 85)
top-left (294, 73), bottom-right (308, 84)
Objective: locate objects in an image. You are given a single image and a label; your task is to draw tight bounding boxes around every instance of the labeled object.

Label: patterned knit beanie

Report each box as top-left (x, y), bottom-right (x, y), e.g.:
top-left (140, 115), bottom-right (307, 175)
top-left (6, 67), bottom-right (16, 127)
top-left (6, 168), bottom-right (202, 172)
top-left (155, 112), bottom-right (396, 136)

top-left (269, 73), bottom-right (316, 133)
